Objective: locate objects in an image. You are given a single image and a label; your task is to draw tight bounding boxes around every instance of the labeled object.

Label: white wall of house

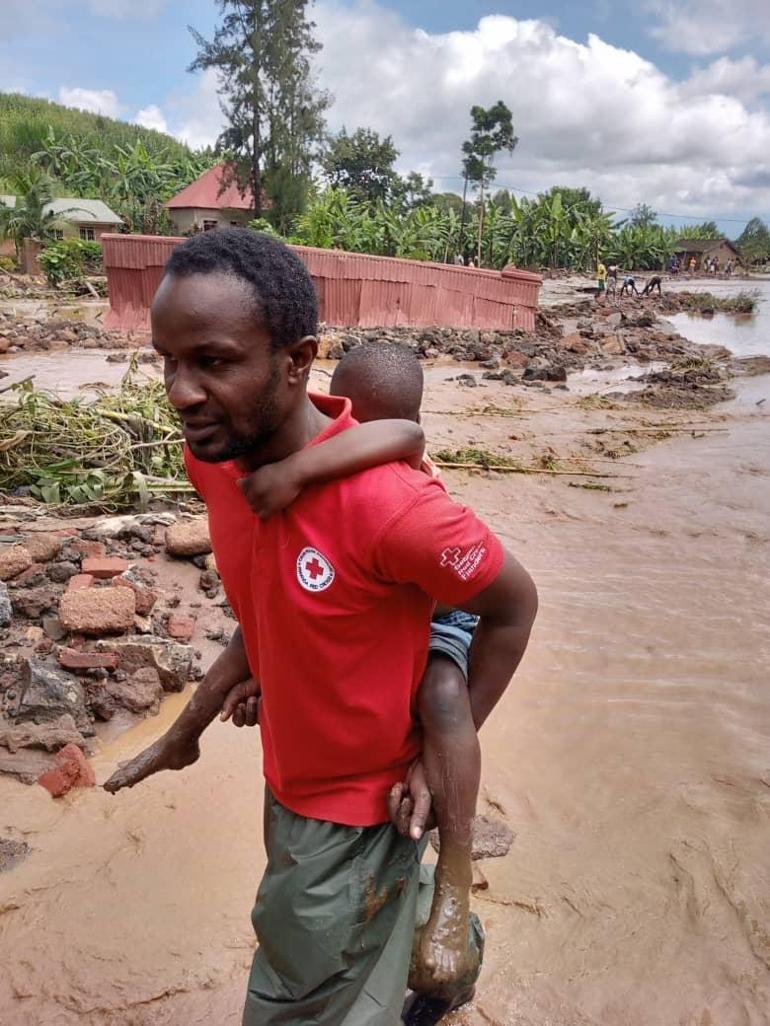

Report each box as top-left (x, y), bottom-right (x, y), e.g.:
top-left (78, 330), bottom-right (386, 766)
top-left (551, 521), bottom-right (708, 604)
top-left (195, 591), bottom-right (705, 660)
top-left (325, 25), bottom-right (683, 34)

top-left (168, 207), bottom-right (253, 235)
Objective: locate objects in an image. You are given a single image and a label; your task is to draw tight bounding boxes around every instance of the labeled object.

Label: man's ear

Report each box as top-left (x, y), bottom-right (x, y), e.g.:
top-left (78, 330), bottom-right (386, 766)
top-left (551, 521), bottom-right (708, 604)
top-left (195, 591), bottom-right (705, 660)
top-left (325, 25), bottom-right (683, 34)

top-left (285, 336), bottom-right (318, 385)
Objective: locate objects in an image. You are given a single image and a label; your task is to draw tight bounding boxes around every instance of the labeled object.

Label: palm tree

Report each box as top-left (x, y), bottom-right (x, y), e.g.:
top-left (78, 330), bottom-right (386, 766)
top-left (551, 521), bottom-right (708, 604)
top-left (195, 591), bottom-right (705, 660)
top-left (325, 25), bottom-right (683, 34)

top-left (0, 170), bottom-right (71, 257)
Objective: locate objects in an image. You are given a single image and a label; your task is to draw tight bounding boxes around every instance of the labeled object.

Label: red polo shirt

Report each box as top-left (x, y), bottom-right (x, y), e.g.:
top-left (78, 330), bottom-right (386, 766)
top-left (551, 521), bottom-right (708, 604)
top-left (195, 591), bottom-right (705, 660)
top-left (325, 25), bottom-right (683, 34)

top-left (185, 393), bottom-right (504, 826)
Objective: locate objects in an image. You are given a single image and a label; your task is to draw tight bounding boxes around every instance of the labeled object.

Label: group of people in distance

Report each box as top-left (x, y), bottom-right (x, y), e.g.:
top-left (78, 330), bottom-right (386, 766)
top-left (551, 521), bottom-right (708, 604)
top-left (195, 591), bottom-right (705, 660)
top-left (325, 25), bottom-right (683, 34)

top-left (595, 261), bottom-right (663, 303)
top-left (668, 254), bottom-right (735, 277)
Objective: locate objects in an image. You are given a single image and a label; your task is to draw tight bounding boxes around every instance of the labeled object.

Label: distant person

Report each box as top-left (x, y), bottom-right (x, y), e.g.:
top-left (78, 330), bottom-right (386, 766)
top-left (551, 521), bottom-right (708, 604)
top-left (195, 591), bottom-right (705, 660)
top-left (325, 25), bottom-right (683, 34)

top-left (668, 256), bottom-right (680, 275)
top-left (596, 260), bottom-right (607, 303)
top-left (641, 275), bottom-right (662, 296)
top-left (725, 259), bottom-right (733, 277)
top-left (689, 256), bottom-right (697, 275)
top-left (713, 256), bottom-right (720, 275)
top-left (620, 274), bottom-right (640, 297)
top-left (453, 253), bottom-right (464, 266)
top-left (466, 256), bottom-right (476, 268)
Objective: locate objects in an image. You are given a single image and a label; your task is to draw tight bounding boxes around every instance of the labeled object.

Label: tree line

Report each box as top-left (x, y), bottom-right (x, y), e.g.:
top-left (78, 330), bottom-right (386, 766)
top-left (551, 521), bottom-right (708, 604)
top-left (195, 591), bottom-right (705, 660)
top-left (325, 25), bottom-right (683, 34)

top-left (3, 0), bottom-right (769, 271)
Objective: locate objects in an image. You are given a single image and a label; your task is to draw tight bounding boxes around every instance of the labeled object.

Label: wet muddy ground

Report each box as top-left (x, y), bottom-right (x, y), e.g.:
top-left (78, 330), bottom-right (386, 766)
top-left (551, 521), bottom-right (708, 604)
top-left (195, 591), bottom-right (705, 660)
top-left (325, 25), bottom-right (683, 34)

top-left (0, 294), bottom-right (769, 1025)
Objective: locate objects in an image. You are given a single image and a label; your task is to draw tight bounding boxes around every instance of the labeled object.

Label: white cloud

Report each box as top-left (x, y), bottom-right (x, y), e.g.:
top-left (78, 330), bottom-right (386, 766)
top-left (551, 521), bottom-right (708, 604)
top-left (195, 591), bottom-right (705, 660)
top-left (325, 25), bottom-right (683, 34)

top-left (681, 56), bottom-right (770, 105)
top-left (645, 0), bottom-right (770, 56)
top-left (305, 2), bottom-right (770, 218)
top-left (171, 69), bottom-right (224, 150)
top-left (86, 0), bottom-right (167, 19)
top-left (58, 86), bottom-right (119, 118)
top-left (134, 103), bottom-right (169, 134)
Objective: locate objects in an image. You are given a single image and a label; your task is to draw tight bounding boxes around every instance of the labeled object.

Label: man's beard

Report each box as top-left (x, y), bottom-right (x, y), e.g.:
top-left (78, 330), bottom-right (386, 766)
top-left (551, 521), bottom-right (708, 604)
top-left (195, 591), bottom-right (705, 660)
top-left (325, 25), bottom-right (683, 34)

top-left (191, 363), bottom-right (283, 464)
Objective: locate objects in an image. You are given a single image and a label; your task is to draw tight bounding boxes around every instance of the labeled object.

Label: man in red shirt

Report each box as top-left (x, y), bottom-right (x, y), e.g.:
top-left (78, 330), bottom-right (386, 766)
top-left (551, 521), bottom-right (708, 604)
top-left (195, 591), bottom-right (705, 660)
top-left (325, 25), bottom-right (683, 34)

top-left (106, 229), bottom-right (537, 1025)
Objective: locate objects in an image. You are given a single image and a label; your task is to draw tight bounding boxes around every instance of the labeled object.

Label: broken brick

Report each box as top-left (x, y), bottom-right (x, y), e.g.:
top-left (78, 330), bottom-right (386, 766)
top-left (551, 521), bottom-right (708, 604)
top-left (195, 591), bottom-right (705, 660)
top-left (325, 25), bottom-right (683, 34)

top-left (166, 614), bottom-right (196, 642)
top-left (58, 648), bottom-right (119, 672)
top-left (37, 743), bottom-right (95, 797)
top-left (67, 574), bottom-right (95, 592)
top-left (81, 557), bottom-right (130, 579)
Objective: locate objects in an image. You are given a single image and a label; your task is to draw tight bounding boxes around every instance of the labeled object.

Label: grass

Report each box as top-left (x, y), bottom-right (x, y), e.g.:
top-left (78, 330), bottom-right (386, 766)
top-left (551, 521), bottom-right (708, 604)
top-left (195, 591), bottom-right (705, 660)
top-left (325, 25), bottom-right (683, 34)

top-left (676, 290), bottom-right (759, 314)
top-left (0, 358), bottom-right (190, 510)
top-left (433, 446), bottom-right (525, 471)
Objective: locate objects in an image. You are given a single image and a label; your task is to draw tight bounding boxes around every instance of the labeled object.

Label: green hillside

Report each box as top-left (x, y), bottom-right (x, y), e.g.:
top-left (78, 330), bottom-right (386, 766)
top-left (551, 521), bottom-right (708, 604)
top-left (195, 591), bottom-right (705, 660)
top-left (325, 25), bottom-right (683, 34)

top-left (0, 92), bottom-right (197, 178)
top-left (0, 92), bottom-right (215, 235)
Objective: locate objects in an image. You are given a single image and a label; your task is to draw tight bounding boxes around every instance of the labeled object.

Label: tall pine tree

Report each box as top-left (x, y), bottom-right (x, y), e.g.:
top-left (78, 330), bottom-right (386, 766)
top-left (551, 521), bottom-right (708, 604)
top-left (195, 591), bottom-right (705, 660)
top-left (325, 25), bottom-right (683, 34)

top-left (189, 0), bottom-right (330, 226)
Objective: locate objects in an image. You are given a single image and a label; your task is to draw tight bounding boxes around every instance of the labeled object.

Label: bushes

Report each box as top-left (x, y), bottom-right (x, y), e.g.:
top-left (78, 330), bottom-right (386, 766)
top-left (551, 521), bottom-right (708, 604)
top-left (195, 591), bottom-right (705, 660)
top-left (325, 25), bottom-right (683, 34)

top-left (0, 255), bottom-right (16, 273)
top-left (38, 238), bottom-right (102, 289)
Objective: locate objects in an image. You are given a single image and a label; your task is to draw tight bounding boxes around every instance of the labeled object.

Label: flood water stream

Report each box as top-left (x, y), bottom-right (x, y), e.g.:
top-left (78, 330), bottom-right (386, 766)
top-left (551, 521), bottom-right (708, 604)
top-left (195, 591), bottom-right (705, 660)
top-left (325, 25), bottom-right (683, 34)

top-left (0, 293), bottom-right (769, 1025)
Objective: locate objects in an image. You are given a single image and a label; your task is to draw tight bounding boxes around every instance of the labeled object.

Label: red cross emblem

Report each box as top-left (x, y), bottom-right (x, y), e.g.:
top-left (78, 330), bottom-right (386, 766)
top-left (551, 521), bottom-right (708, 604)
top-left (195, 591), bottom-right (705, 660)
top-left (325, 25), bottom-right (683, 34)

top-left (305, 557), bottom-right (325, 581)
top-left (296, 547), bottom-right (335, 592)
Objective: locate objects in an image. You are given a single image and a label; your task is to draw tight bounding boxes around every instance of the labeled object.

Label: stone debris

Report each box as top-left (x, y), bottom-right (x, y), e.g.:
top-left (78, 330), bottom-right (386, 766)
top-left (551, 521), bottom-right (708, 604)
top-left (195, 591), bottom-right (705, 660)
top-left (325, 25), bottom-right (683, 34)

top-left (38, 742), bottom-right (96, 797)
top-left (59, 586), bottom-right (136, 635)
top-left (0, 544), bottom-right (33, 581)
top-left (165, 518), bottom-right (212, 557)
top-left (10, 659), bottom-right (91, 733)
top-left (24, 534), bottom-right (62, 563)
top-left (0, 583), bottom-right (11, 628)
top-left (81, 556), bottom-right (131, 579)
top-left (105, 667), bottom-right (163, 715)
top-left (0, 838), bottom-right (31, 872)
top-left (96, 636), bottom-right (193, 692)
top-left (431, 814), bottom-right (516, 861)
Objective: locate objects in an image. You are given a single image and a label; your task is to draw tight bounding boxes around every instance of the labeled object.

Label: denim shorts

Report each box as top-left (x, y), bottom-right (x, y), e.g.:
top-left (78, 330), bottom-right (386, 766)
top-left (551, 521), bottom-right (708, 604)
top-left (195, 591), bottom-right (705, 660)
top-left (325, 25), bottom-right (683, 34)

top-left (428, 610), bottom-right (479, 680)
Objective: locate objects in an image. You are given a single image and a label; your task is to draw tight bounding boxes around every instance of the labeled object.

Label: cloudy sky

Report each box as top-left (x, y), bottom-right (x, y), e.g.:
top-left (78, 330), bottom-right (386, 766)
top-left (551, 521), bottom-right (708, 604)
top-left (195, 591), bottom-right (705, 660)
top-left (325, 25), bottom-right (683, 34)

top-left (3, 0), bottom-right (770, 232)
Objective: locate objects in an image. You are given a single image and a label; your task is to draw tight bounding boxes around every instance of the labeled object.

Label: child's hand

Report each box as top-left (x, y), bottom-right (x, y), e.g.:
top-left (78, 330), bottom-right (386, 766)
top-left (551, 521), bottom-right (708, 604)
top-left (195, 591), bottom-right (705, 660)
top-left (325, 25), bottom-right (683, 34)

top-left (238, 460), bottom-right (303, 520)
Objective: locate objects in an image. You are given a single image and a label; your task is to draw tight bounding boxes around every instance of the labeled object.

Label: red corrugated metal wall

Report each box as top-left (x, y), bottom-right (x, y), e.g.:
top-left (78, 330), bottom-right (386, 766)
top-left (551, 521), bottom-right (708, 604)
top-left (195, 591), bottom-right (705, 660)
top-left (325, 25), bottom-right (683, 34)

top-left (101, 234), bottom-right (542, 333)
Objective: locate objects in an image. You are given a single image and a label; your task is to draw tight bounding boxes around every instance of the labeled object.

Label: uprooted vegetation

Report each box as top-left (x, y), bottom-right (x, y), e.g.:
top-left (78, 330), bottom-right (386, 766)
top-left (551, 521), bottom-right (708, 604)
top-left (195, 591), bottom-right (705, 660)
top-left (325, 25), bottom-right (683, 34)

top-left (664, 290), bottom-right (759, 315)
top-left (0, 366), bottom-right (189, 510)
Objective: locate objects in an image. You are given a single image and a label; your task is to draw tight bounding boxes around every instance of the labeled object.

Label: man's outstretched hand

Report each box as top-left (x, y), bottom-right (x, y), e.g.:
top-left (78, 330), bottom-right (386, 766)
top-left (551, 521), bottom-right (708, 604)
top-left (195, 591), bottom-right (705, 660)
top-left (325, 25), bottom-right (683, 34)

top-left (220, 676), bottom-right (261, 728)
top-left (388, 759), bottom-right (435, 841)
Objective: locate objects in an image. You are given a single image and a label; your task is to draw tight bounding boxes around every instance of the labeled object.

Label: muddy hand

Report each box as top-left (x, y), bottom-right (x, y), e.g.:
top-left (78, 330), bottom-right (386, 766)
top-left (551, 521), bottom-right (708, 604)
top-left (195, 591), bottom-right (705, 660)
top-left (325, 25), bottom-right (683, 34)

top-left (103, 734), bottom-right (200, 794)
top-left (220, 677), bottom-right (261, 728)
top-left (387, 759), bottom-right (435, 840)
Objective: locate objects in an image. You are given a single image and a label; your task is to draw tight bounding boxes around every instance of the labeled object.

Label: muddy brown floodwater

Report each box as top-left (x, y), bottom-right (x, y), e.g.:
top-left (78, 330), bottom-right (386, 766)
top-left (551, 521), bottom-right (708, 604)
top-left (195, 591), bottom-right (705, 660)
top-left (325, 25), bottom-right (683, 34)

top-left (1, 353), bottom-right (769, 1024)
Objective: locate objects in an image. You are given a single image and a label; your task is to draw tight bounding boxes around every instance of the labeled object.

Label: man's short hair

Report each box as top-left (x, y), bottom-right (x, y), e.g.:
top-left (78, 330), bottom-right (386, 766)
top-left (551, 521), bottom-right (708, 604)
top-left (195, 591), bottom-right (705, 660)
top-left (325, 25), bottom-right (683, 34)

top-left (164, 227), bottom-right (318, 348)
top-left (330, 342), bottom-right (424, 423)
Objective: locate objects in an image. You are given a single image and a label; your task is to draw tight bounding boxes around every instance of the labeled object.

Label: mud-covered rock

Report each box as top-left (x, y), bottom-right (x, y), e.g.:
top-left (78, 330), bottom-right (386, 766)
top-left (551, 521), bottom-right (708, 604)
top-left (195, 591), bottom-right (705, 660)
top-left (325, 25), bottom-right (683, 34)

top-left (9, 659), bottom-right (90, 732)
top-left (165, 518), bottom-right (212, 558)
top-left (24, 534), bottom-right (62, 563)
top-left (11, 586), bottom-right (59, 620)
top-left (96, 636), bottom-right (193, 692)
top-left (106, 667), bottom-right (163, 714)
top-left (0, 582), bottom-right (11, 628)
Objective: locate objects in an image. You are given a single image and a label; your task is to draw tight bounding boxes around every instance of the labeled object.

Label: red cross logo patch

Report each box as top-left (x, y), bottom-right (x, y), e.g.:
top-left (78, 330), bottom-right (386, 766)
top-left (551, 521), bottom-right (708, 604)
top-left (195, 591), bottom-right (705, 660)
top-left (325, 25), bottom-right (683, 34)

top-left (296, 547), bottom-right (335, 593)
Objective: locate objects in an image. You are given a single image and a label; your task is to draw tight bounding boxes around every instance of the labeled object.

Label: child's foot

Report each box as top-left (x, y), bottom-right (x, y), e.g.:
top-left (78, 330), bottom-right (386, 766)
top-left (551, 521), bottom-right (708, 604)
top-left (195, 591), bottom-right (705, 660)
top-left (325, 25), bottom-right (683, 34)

top-left (409, 879), bottom-right (479, 996)
top-left (103, 734), bottom-right (200, 793)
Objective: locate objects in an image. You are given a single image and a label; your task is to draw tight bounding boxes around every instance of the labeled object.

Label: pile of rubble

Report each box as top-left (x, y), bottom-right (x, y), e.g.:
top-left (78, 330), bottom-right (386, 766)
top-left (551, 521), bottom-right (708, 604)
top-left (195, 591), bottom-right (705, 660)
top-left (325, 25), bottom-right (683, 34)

top-left (0, 311), bottom-right (141, 355)
top-left (0, 514), bottom-right (223, 794)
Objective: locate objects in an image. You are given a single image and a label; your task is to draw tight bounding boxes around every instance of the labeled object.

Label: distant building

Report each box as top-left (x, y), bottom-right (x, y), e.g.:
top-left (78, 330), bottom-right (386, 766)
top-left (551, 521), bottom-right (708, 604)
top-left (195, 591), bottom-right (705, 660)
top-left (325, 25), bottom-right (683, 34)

top-left (163, 163), bottom-right (268, 235)
top-left (674, 238), bottom-right (744, 270)
top-left (0, 196), bottom-right (123, 257)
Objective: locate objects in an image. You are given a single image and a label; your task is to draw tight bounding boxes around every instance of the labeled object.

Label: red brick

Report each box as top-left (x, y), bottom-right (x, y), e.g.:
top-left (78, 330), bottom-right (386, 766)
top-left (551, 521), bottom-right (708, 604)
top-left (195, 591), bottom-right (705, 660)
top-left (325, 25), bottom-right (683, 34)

top-left (59, 587), bottom-right (135, 636)
top-left (111, 575), bottom-right (157, 616)
top-left (67, 574), bottom-right (94, 592)
top-left (70, 539), bottom-right (106, 559)
top-left (166, 614), bottom-right (196, 641)
top-left (58, 647), bottom-right (118, 672)
top-left (81, 556), bottom-right (130, 579)
top-left (38, 743), bottom-right (95, 797)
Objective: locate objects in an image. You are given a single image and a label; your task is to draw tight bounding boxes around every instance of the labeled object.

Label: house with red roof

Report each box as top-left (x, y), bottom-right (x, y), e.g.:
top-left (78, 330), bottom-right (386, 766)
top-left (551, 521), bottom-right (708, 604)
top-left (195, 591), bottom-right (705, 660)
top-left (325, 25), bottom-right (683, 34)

top-left (164, 163), bottom-right (264, 235)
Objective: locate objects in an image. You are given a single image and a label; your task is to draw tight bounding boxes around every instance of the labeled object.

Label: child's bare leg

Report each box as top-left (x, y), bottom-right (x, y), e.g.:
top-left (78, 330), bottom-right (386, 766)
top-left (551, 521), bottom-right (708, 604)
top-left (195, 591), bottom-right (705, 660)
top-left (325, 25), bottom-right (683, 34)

top-left (411, 654), bottom-right (481, 996)
top-left (103, 629), bottom-right (253, 793)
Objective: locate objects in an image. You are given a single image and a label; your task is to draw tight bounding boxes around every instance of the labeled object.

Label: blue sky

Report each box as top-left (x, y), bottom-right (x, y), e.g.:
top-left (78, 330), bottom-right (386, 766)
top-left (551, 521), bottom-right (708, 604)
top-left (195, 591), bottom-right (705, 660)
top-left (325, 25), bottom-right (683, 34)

top-left (3, 0), bottom-right (770, 233)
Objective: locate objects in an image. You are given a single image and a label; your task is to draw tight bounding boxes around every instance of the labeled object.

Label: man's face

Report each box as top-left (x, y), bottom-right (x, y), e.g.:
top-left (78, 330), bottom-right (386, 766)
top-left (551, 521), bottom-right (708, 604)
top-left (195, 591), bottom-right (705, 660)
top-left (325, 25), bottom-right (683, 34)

top-left (151, 271), bottom-right (287, 463)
